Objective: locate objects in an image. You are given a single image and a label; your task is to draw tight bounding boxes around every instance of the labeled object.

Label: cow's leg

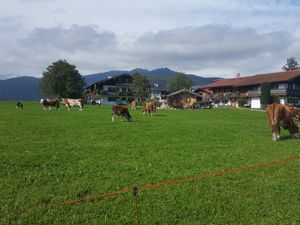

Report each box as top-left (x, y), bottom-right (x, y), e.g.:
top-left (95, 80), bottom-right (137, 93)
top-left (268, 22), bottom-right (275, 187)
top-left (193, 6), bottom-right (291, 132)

top-left (272, 125), bottom-right (278, 141)
top-left (272, 132), bottom-right (277, 141)
top-left (277, 126), bottom-right (281, 139)
top-left (112, 113), bottom-right (115, 122)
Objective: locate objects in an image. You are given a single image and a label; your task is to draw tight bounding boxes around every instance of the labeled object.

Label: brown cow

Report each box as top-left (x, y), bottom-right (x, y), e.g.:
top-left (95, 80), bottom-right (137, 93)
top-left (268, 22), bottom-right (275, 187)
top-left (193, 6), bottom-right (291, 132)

top-left (142, 101), bottom-right (156, 116)
top-left (41, 99), bottom-right (60, 110)
top-left (112, 105), bottom-right (132, 122)
top-left (284, 104), bottom-right (300, 118)
top-left (266, 103), bottom-right (299, 141)
top-left (131, 99), bottom-right (137, 109)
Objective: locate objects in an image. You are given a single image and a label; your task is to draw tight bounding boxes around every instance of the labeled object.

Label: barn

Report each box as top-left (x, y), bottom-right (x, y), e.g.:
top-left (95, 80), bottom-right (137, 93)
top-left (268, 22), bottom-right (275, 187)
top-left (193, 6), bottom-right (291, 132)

top-left (167, 89), bottom-right (202, 109)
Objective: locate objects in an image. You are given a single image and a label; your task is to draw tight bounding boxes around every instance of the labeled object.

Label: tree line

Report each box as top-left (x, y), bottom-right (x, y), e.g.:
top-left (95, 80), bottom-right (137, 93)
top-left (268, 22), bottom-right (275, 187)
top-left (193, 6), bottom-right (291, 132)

top-left (40, 57), bottom-right (300, 100)
top-left (40, 59), bottom-right (193, 100)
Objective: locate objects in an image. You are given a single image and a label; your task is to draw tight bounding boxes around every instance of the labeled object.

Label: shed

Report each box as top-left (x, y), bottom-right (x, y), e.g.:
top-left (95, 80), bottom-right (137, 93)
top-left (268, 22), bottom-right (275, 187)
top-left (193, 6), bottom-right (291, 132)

top-left (167, 89), bottom-right (202, 109)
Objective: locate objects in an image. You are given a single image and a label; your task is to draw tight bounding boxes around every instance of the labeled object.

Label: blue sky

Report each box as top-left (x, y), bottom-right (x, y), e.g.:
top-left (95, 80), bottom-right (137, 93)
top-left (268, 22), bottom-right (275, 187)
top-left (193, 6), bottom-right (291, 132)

top-left (1, 0), bottom-right (300, 78)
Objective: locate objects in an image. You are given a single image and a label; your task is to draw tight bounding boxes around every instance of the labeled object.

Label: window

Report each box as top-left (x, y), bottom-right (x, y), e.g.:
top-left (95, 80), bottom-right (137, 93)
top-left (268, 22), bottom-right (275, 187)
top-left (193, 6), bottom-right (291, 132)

top-left (108, 97), bottom-right (116, 102)
top-left (122, 88), bottom-right (127, 92)
top-left (278, 83), bottom-right (288, 89)
top-left (108, 87), bottom-right (116, 92)
top-left (293, 84), bottom-right (300, 90)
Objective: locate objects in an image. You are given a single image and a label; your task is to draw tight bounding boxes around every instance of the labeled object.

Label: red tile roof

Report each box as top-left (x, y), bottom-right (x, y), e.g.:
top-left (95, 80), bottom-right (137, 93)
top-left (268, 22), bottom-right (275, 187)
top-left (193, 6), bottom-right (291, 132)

top-left (203, 76), bottom-right (251, 88)
top-left (204, 70), bottom-right (300, 89)
top-left (237, 70), bottom-right (300, 87)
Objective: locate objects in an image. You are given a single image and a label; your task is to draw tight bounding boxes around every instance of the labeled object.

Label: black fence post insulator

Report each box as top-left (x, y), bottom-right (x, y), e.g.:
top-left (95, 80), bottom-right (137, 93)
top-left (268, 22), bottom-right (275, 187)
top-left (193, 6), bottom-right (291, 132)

top-left (132, 186), bottom-right (140, 225)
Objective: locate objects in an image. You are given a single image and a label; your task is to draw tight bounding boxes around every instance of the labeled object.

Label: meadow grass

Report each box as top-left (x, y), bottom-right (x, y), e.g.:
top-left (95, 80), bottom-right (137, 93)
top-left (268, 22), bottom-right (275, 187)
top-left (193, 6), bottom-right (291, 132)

top-left (0, 102), bottom-right (299, 225)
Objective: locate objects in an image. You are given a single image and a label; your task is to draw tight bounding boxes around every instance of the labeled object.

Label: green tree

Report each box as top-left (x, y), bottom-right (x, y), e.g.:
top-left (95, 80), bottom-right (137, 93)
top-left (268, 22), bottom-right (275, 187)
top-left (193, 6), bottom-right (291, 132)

top-left (167, 72), bottom-right (193, 92)
top-left (40, 59), bottom-right (85, 98)
top-left (131, 73), bottom-right (150, 101)
top-left (282, 57), bottom-right (300, 71)
top-left (260, 83), bottom-right (271, 108)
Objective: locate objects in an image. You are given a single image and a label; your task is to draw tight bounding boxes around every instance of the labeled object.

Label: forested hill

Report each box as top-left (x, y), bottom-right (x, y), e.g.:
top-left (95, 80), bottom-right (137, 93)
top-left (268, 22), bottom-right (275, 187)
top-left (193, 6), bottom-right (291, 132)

top-left (0, 68), bottom-right (220, 100)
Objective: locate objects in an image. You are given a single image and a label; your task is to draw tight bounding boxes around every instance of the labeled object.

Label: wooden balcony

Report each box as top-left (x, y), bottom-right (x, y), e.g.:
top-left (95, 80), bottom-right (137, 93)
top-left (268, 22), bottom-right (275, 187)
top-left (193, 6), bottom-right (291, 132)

top-left (247, 89), bottom-right (300, 97)
top-left (99, 90), bottom-right (135, 96)
top-left (247, 90), bottom-right (261, 97)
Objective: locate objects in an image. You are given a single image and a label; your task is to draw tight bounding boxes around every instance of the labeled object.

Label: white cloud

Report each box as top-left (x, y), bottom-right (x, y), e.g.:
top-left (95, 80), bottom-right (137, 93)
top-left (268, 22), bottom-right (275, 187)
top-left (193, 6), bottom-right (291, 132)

top-left (1, 0), bottom-right (300, 77)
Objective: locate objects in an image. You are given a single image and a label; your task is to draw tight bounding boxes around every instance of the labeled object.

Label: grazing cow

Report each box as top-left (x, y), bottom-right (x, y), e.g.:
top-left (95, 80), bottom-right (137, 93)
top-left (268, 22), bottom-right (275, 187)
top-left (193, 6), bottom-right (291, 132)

top-left (142, 101), bottom-right (156, 116)
top-left (112, 105), bottom-right (132, 122)
top-left (131, 99), bottom-right (137, 109)
top-left (16, 102), bottom-right (23, 110)
top-left (62, 98), bottom-right (83, 111)
top-left (266, 103), bottom-right (299, 141)
top-left (284, 104), bottom-right (300, 118)
top-left (41, 99), bottom-right (60, 110)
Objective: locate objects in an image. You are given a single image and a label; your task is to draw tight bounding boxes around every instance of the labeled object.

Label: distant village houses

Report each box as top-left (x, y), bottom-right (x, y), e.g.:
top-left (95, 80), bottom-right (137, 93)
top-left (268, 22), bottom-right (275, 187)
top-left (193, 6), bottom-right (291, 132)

top-left (200, 70), bottom-right (300, 108)
top-left (84, 73), bottom-right (134, 105)
top-left (84, 73), bottom-right (169, 105)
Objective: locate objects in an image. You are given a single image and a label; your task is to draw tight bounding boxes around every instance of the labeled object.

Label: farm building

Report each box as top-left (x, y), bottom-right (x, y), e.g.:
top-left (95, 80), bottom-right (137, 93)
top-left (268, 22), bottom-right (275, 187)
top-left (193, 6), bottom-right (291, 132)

top-left (84, 74), bottom-right (136, 105)
top-left (201, 70), bottom-right (300, 108)
top-left (167, 89), bottom-right (202, 109)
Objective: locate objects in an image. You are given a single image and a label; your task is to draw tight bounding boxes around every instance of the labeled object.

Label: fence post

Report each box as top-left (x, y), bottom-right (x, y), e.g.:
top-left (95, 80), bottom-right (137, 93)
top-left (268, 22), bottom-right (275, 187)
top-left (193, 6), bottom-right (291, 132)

top-left (132, 186), bottom-right (140, 225)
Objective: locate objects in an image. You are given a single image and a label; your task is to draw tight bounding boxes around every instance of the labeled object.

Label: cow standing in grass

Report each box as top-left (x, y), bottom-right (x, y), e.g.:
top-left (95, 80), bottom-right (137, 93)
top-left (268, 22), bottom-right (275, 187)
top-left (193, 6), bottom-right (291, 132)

top-left (142, 101), bottom-right (156, 116)
top-left (266, 103), bottom-right (299, 141)
top-left (131, 99), bottom-right (137, 109)
top-left (41, 99), bottom-right (60, 110)
top-left (284, 104), bottom-right (300, 118)
top-left (112, 105), bottom-right (132, 122)
top-left (63, 98), bottom-right (83, 111)
top-left (16, 102), bottom-right (23, 110)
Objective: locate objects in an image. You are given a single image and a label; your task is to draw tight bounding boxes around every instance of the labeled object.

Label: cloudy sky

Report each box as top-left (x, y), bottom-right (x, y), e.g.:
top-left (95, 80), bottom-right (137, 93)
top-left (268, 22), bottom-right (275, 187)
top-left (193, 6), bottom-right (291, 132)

top-left (1, 0), bottom-right (300, 78)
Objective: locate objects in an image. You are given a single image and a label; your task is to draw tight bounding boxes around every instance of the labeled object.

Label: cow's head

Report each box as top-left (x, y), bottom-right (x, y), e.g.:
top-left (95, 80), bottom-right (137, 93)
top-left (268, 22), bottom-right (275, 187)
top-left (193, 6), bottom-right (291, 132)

top-left (125, 113), bottom-right (132, 122)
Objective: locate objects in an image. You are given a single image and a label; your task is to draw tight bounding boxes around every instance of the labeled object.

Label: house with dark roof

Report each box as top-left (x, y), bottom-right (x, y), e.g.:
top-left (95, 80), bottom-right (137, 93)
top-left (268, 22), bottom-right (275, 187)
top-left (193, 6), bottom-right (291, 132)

top-left (202, 70), bottom-right (300, 108)
top-left (84, 73), bottom-right (136, 105)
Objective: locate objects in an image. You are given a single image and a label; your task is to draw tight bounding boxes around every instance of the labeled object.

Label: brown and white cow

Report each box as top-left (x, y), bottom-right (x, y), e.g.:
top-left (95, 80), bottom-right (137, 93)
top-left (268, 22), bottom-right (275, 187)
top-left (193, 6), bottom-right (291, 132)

top-left (62, 98), bottom-right (83, 111)
top-left (284, 104), bottom-right (300, 118)
top-left (41, 99), bottom-right (60, 110)
top-left (266, 103), bottom-right (299, 141)
top-left (112, 105), bottom-right (132, 122)
top-left (142, 101), bottom-right (156, 116)
top-left (131, 99), bottom-right (137, 109)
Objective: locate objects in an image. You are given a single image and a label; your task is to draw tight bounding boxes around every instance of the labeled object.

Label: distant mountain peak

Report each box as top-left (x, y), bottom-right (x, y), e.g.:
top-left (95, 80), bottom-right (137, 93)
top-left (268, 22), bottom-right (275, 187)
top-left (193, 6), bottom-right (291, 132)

top-left (0, 68), bottom-right (220, 100)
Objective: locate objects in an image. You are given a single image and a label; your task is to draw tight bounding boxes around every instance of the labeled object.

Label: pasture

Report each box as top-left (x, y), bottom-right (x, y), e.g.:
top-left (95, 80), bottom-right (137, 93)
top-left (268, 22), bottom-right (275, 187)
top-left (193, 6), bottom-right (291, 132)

top-left (0, 102), bottom-right (299, 225)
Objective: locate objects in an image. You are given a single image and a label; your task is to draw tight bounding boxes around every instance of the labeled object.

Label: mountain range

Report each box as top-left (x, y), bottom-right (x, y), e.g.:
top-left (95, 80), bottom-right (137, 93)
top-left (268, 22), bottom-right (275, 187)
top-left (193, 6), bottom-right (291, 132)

top-left (0, 68), bottom-right (220, 100)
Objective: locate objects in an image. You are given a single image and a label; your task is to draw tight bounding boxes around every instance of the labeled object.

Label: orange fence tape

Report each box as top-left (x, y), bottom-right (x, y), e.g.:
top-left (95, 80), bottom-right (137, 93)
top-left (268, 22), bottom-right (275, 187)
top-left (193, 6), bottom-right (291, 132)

top-left (60, 156), bottom-right (299, 205)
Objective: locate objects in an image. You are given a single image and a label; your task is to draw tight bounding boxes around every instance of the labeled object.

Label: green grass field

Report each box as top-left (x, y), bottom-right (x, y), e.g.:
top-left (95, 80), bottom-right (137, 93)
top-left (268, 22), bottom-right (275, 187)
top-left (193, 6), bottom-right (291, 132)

top-left (0, 102), bottom-right (299, 225)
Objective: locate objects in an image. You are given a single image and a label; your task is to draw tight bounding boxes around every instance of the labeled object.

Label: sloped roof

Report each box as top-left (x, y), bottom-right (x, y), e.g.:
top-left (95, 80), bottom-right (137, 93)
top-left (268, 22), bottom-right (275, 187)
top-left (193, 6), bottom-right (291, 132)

top-left (85, 73), bottom-right (132, 89)
top-left (203, 70), bottom-right (300, 89)
top-left (168, 89), bottom-right (202, 98)
top-left (237, 70), bottom-right (300, 87)
top-left (203, 76), bottom-right (251, 88)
